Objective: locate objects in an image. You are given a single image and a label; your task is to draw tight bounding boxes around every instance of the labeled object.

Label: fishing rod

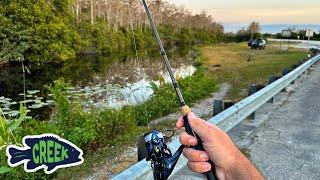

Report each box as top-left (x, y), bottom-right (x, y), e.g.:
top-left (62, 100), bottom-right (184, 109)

top-left (141, 0), bottom-right (217, 179)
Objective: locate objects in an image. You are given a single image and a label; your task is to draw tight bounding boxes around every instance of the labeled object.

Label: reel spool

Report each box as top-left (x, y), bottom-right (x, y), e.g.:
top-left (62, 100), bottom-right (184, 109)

top-left (144, 130), bottom-right (183, 180)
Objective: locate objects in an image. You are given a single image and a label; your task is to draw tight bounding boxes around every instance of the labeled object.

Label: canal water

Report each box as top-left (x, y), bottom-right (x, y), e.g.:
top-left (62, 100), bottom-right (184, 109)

top-left (0, 55), bottom-right (196, 119)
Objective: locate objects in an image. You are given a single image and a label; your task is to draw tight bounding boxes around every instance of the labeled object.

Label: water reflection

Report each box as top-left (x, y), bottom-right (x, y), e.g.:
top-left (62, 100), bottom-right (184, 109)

top-left (66, 65), bottom-right (196, 109)
top-left (0, 55), bottom-right (194, 118)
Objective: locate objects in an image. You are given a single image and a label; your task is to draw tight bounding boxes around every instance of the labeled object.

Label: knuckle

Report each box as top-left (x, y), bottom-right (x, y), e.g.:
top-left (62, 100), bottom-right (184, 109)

top-left (188, 162), bottom-right (206, 173)
top-left (187, 162), bottom-right (197, 172)
top-left (189, 162), bottom-right (211, 173)
top-left (183, 148), bottom-right (194, 157)
top-left (183, 148), bottom-right (191, 159)
top-left (184, 149), bottom-right (209, 162)
top-left (179, 132), bottom-right (189, 144)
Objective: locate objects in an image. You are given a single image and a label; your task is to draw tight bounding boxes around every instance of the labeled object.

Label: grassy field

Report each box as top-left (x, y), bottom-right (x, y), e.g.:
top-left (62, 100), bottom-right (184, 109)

top-left (61, 42), bottom-right (307, 179)
top-left (201, 42), bottom-right (307, 100)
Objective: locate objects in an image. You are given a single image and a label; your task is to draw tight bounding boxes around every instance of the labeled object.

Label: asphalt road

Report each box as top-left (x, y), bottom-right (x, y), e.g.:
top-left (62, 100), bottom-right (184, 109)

top-left (268, 38), bottom-right (320, 50)
top-left (247, 62), bottom-right (320, 179)
top-left (171, 62), bottom-right (320, 180)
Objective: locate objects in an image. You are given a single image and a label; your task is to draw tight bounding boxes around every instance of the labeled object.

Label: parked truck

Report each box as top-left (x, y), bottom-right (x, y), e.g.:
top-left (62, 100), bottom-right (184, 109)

top-left (248, 38), bottom-right (266, 50)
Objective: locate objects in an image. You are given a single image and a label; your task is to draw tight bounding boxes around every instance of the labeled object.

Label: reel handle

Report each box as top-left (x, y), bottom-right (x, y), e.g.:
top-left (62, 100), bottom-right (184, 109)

top-left (182, 106), bottom-right (218, 180)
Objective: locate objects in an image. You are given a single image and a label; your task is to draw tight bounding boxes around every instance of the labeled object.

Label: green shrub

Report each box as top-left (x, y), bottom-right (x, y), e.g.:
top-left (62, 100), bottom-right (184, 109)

top-left (50, 80), bottom-right (97, 150)
top-left (135, 68), bottom-right (217, 125)
top-left (50, 79), bottom-right (137, 150)
top-left (0, 104), bottom-right (56, 179)
top-left (0, 66), bottom-right (216, 179)
top-left (95, 107), bottom-right (136, 146)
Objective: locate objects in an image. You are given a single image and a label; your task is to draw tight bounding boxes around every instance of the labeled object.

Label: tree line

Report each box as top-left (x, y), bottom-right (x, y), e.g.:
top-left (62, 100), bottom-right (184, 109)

top-left (0, 0), bottom-right (224, 63)
top-left (226, 22), bottom-right (320, 42)
top-left (273, 29), bottom-right (320, 41)
top-left (224, 22), bottom-right (262, 42)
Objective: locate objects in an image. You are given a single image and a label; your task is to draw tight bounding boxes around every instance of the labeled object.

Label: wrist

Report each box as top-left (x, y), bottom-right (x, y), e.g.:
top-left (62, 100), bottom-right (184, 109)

top-left (224, 149), bottom-right (264, 180)
top-left (215, 148), bottom-right (242, 180)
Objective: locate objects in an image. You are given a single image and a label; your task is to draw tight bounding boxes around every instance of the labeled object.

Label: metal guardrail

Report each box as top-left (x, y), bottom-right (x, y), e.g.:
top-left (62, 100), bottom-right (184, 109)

top-left (113, 54), bottom-right (320, 180)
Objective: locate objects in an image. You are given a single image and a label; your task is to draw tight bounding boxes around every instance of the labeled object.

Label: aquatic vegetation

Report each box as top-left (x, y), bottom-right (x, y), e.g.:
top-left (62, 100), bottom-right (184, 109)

top-left (0, 102), bottom-right (34, 174)
top-left (64, 65), bottom-right (197, 109)
top-left (0, 104), bottom-right (28, 150)
top-left (1, 65), bottom-right (196, 120)
top-left (0, 90), bottom-right (54, 119)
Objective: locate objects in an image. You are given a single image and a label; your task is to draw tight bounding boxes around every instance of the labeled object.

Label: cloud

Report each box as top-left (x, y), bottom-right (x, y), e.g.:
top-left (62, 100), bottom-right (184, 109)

top-left (167, 0), bottom-right (320, 24)
top-left (202, 8), bottom-right (320, 24)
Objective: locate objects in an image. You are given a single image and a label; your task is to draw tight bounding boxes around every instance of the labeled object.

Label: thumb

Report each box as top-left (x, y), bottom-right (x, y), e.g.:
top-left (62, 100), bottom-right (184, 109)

top-left (187, 113), bottom-right (215, 142)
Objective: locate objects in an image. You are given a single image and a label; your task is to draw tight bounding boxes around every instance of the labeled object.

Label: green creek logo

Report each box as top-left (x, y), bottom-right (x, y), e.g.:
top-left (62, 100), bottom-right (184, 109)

top-left (6, 134), bottom-right (84, 174)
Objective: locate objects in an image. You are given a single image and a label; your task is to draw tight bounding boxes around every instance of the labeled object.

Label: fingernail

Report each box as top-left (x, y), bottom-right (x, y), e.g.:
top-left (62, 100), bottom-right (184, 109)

top-left (200, 153), bottom-right (209, 161)
top-left (203, 164), bottom-right (211, 172)
top-left (188, 138), bottom-right (197, 144)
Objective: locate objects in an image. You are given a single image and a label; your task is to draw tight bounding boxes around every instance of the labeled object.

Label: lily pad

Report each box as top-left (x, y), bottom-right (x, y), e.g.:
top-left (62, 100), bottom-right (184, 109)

top-left (45, 100), bottom-right (55, 104)
top-left (8, 102), bottom-right (17, 105)
top-left (1, 108), bottom-right (10, 111)
top-left (0, 100), bottom-right (9, 104)
top-left (34, 99), bottom-right (42, 104)
top-left (7, 111), bottom-right (19, 117)
top-left (1, 111), bottom-right (9, 115)
top-left (19, 99), bottom-right (35, 104)
top-left (27, 90), bottom-right (40, 95)
top-left (28, 104), bottom-right (44, 109)
top-left (1, 104), bottom-right (11, 108)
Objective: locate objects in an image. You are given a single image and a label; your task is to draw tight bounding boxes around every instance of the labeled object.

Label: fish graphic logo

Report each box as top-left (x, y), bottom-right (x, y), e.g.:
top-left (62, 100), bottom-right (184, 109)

top-left (6, 134), bottom-right (84, 174)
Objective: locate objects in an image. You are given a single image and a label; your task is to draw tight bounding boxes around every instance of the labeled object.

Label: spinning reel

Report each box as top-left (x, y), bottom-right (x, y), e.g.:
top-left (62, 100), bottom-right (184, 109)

top-left (144, 130), bottom-right (184, 180)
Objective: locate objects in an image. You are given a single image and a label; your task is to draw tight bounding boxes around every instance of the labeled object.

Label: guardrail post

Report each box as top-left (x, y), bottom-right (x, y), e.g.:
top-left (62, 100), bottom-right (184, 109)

top-left (268, 75), bottom-right (278, 103)
top-left (137, 135), bottom-right (147, 161)
top-left (282, 68), bottom-right (291, 76)
top-left (223, 100), bottom-right (235, 110)
top-left (248, 85), bottom-right (265, 119)
top-left (213, 99), bottom-right (223, 116)
top-left (281, 68), bottom-right (291, 91)
top-left (290, 65), bottom-right (299, 84)
top-left (297, 61), bottom-right (303, 78)
top-left (248, 86), bottom-right (256, 119)
top-left (213, 100), bottom-right (235, 116)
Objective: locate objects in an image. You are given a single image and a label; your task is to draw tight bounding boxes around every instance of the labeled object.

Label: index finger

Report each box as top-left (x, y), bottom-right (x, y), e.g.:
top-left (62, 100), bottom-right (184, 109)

top-left (176, 116), bottom-right (184, 128)
top-left (176, 112), bottom-right (197, 129)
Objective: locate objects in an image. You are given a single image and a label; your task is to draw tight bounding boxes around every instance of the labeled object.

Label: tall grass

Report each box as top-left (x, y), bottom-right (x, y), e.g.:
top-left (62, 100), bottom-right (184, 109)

top-left (0, 105), bottom-right (28, 174)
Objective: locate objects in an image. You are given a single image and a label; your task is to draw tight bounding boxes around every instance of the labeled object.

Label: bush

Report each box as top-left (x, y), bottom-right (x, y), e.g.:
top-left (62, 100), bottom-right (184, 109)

top-left (0, 65), bottom-right (217, 179)
top-left (51, 79), bottom-right (136, 150)
top-left (135, 68), bottom-right (217, 125)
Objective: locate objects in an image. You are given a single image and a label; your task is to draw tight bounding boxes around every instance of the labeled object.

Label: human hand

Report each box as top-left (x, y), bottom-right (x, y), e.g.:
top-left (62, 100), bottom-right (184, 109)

top-left (176, 112), bottom-right (264, 180)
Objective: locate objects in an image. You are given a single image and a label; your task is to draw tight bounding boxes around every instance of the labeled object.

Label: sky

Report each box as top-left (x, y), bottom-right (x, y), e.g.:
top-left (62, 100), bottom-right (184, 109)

top-left (166, 0), bottom-right (320, 25)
